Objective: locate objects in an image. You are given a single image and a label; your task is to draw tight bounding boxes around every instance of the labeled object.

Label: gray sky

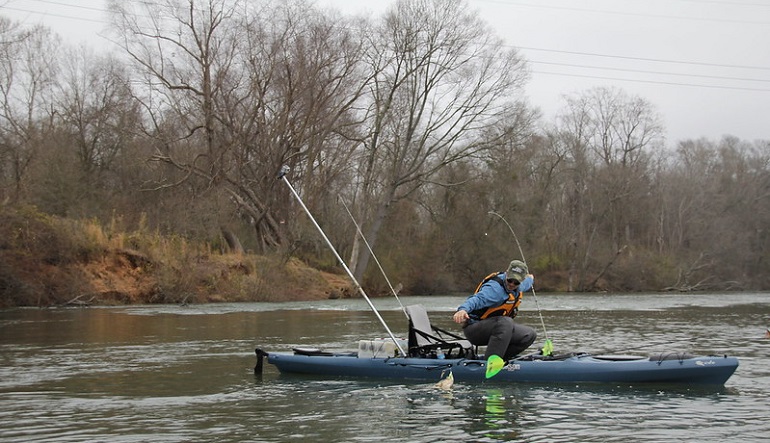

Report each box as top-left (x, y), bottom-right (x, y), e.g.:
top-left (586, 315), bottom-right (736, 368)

top-left (3, 0), bottom-right (769, 145)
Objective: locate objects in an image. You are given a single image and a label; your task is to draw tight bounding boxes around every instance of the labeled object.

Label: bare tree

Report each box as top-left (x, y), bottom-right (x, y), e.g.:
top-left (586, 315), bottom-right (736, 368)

top-left (547, 87), bottom-right (663, 290)
top-left (234, 2), bottom-right (367, 253)
top-left (545, 93), bottom-right (595, 291)
top-left (0, 20), bottom-right (60, 202)
top-left (107, 0), bottom-right (366, 253)
top-left (56, 47), bottom-right (139, 180)
top-left (348, 0), bottom-right (529, 280)
top-left (658, 137), bottom-right (770, 290)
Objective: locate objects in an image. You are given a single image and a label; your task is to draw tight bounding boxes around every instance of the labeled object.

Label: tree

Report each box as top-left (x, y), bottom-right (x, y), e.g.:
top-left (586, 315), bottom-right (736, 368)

top-left (548, 87), bottom-right (664, 290)
top-left (0, 19), bottom-right (60, 203)
top-left (55, 47), bottom-right (138, 181)
top-left (658, 137), bottom-right (770, 290)
top-left (348, 0), bottom-right (529, 281)
top-left (107, 0), bottom-right (366, 253)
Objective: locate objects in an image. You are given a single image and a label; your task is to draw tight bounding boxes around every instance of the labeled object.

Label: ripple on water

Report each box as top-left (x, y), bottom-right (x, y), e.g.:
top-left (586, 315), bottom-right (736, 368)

top-left (1, 295), bottom-right (768, 442)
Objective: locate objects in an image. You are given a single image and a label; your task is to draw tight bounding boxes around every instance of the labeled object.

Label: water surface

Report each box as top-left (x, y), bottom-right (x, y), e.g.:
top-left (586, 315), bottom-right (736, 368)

top-left (1, 292), bottom-right (768, 442)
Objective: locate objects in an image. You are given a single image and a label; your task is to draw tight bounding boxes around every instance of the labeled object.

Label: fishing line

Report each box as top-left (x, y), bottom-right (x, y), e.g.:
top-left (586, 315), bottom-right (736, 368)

top-left (488, 211), bottom-right (550, 345)
top-left (339, 198), bottom-right (408, 318)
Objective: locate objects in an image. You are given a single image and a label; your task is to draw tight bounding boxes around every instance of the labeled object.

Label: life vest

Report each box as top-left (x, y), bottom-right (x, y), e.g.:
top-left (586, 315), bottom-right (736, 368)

top-left (472, 272), bottom-right (523, 319)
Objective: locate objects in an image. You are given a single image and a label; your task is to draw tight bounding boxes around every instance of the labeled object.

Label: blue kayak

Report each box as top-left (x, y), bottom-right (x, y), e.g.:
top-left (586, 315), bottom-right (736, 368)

top-left (257, 349), bottom-right (738, 385)
top-left (255, 305), bottom-right (738, 385)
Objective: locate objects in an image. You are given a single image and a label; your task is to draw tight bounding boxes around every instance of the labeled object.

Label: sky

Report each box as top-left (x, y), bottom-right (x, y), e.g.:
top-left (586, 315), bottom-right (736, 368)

top-left (2, 0), bottom-right (769, 145)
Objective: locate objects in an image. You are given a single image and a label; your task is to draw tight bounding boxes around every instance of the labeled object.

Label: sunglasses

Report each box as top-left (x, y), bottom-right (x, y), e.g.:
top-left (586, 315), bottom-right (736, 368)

top-left (506, 278), bottom-right (520, 285)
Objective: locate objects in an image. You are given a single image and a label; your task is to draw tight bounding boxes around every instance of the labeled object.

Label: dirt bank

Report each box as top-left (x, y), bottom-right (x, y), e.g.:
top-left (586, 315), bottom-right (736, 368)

top-left (0, 206), bottom-right (354, 308)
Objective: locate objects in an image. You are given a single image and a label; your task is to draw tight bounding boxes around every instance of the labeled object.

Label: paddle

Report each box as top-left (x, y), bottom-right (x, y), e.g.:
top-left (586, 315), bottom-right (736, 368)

top-left (488, 211), bottom-right (553, 357)
top-left (485, 355), bottom-right (505, 379)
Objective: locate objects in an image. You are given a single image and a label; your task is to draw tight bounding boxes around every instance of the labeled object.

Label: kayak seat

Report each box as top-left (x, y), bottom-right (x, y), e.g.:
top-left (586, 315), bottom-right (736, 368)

top-left (405, 304), bottom-right (477, 359)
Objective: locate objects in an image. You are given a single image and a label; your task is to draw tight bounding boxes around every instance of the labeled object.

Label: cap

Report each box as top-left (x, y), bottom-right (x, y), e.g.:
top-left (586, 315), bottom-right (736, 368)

top-left (506, 260), bottom-right (528, 282)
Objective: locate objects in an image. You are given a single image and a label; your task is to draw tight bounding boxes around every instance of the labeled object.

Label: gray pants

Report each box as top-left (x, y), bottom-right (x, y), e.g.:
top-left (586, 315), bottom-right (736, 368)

top-left (463, 316), bottom-right (537, 360)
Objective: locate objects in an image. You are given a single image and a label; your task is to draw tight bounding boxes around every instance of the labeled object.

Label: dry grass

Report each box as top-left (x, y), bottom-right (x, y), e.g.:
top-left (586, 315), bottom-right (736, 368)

top-left (0, 205), bottom-right (352, 307)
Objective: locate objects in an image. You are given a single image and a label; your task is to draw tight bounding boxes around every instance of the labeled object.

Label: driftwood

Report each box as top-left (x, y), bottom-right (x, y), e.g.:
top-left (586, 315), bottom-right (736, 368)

top-left (61, 293), bottom-right (96, 307)
top-left (585, 244), bottom-right (627, 291)
top-left (663, 252), bottom-right (718, 291)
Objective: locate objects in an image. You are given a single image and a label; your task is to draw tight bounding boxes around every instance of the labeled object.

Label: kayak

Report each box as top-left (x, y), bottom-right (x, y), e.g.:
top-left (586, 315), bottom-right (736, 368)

top-left (255, 347), bottom-right (738, 385)
top-left (255, 304), bottom-right (738, 385)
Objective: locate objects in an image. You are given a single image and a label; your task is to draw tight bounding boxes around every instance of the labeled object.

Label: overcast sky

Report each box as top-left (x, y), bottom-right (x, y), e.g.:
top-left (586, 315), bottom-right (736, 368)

top-left (3, 0), bottom-right (769, 145)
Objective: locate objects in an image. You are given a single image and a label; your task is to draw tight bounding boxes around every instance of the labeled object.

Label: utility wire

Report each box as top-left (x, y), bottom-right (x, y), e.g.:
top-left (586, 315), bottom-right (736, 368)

top-left (4, 0), bottom-right (770, 92)
top-left (2, 6), bottom-right (105, 24)
top-left (16, 0), bottom-right (106, 13)
top-left (518, 46), bottom-right (770, 72)
top-left (531, 59), bottom-right (770, 84)
top-left (8, 0), bottom-right (770, 73)
top-left (530, 69), bottom-right (770, 92)
top-left (475, 0), bottom-right (770, 25)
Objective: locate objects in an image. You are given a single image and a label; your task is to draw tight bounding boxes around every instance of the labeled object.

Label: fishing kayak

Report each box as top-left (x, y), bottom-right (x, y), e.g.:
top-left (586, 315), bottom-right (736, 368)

top-left (256, 347), bottom-right (738, 385)
top-left (255, 303), bottom-right (738, 385)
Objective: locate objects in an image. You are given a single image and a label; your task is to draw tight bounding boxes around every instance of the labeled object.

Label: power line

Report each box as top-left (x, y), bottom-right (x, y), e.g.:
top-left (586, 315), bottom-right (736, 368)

top-left (6, 1), bottom-right (769, 72)
top-left (2, 6), bottom-right (105, 24)
top-left (475, 0), bottom-right (770, 25)
top-left (661, 0), bottom-right (770, 8)
top-left (20, 0), bottom-right (106, 13)
top-left (517, 46), bottom-right (770, 71)
top-left (3, 0), bottom-right (770, 93)
top-left (530, 69), bottom-right (770, 92)
top-left (1, 0), bottom-right (152, 24)
top-left (530, 59), bottom-right (770, 83)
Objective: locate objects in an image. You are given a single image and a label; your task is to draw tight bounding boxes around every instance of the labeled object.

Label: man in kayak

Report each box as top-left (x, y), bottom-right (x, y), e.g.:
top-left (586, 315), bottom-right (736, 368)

top-left (453, 260), bottom-right (537, 376)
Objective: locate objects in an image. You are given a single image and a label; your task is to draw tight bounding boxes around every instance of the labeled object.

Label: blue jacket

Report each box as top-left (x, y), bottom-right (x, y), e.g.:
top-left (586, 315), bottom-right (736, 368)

top-left (457, 272), bottom-right (533, 323)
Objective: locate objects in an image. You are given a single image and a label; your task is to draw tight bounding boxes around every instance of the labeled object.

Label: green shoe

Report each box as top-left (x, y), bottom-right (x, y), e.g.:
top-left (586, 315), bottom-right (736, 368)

top-left (485, 354), bottom-right (505, 379)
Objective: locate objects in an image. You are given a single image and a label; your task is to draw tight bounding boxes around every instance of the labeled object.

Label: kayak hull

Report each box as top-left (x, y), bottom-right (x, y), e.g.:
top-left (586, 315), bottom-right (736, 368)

top-left (261, 350), bottom-right (738, 385)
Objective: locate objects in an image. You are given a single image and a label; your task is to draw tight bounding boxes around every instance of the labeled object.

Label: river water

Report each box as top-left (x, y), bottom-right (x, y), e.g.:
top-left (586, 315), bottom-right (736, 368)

top-left (1, 292), bottom-right (768, 442)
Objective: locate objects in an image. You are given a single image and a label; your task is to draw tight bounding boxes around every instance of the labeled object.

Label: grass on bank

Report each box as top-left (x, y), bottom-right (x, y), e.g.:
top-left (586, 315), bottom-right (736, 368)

top-left (0, 206), bottom-right (352, 308)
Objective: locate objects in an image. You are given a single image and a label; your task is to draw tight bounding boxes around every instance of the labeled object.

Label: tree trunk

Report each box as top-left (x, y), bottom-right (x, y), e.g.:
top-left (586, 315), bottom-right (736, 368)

top-left (221, 228), bottom-right (244, 254)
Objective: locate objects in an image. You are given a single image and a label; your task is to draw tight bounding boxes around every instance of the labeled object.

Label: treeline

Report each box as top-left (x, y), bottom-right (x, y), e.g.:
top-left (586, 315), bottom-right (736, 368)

top-left (1, 0), bottom-right (768, 300)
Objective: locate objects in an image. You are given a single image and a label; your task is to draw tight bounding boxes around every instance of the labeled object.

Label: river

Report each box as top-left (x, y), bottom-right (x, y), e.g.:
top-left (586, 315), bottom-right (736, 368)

top-left (1, 292), bottom-right (768, 442)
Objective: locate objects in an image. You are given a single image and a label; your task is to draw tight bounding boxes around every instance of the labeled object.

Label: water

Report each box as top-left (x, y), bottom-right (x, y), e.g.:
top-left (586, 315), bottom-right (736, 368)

top-left (1, 293), bottom-right (768, 442)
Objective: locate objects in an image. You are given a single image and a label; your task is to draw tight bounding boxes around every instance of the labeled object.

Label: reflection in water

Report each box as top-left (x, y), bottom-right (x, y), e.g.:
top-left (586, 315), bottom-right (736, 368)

top-left (478, 389), bottom-right (520, 441)
top-left (484, 389), bottom-right (506, 415)
top-left (0, 293), bottom-right (769, 442)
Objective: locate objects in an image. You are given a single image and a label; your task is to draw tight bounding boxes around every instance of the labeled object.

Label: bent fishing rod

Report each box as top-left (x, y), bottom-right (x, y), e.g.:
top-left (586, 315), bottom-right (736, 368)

top-left (278, 166), bottom-right (406, 357)
top-left (488, 211), bottom-right (550, 345)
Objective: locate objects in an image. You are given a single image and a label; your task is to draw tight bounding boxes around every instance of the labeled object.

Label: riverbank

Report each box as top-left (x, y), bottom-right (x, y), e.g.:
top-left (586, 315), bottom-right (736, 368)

top-left (0, 206), bottom-right (353, 308)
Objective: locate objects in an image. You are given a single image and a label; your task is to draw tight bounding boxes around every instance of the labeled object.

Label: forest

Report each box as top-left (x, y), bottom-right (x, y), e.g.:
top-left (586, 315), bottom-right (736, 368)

top-left (1, 0), bottom-right (769, 307)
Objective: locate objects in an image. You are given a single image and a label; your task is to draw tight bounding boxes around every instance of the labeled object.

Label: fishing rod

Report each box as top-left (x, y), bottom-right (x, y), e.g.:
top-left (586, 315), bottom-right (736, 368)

top-left (488, 211), bottom-right (551, 353)
top-left (339, 198), bottom-right (408, 318)
top-left (278, 166), bottom-right (406, 357)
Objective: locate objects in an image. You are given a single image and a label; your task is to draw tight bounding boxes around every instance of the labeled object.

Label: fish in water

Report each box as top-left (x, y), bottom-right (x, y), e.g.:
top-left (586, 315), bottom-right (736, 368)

top-left (765, 329), bottom-right (770, 339)
top-left (435, 370), bottom-right (454, 390)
